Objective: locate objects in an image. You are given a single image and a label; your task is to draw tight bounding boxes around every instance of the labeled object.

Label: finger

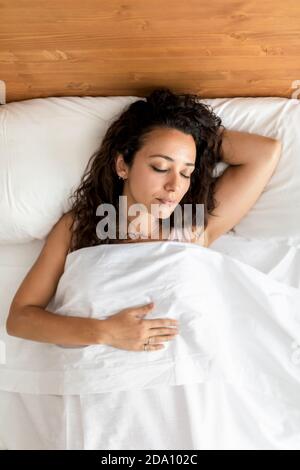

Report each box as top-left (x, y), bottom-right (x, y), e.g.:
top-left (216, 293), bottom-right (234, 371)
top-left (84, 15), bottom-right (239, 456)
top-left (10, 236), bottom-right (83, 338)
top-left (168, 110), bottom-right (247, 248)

top-left (134, 303), bottom-right (154, 318)
top-left (142, 344), bottom-right (164, 351)
top-left (143, 302), bottom-right (154, 309)
top-left (148, 334), bottom-right (178, 344)
top-left (148, 327), bottom-right (179, 336)
top-left (146, 318), bottom-right (179, 328)
top-left (133, 302), bottom-right (154, 312)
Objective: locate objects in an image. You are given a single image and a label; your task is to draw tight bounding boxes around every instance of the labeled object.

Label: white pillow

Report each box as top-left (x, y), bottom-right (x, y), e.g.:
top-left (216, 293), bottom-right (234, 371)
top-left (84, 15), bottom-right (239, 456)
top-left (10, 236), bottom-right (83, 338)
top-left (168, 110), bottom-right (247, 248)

top-left (0, 96), bottom-right (139, 243)
top-left (202, 97), bottom-right (300, 243)
top-left (0, 95), bottom-right (299, 244)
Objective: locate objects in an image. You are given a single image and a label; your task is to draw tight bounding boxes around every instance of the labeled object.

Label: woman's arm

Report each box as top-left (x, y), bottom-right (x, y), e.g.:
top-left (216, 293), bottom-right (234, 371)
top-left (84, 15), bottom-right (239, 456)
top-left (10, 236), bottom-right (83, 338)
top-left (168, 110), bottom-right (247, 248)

top-left (6, 212), bottom-right (105, 346)
top-left (205, 130), bottom-right (282, 246)
top-left (7, 304), bottom-right (106, 346)
top-left (219, 129), bottom-right (282, 166)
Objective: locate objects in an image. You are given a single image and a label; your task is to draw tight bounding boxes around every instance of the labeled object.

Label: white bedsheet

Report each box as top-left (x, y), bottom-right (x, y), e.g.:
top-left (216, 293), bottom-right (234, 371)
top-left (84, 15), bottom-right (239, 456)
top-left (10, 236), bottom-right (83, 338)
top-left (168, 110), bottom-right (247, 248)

top-left (1, 235), bottom-right (300, 449)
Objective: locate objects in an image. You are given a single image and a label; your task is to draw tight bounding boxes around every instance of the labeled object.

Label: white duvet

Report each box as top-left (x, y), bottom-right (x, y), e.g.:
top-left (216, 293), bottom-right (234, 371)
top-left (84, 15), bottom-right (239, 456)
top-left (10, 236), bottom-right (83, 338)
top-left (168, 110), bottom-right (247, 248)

top-left (1, 240), bottom-right (300, 412)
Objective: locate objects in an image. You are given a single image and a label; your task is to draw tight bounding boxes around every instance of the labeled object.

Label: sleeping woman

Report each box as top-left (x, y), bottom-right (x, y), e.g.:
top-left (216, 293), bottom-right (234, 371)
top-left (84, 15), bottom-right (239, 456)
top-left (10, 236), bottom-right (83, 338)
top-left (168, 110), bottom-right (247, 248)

top-left (6, 87), bottom-right (282, 353)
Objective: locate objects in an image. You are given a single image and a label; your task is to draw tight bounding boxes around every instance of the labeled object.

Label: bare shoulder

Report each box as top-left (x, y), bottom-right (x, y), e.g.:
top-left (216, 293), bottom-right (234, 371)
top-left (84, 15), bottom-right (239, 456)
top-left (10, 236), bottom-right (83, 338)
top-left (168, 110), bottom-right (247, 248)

top-left (61, 210), bottom-right (75, 229)
top-left (55, 210), bottom-right (76, 253)
top-left (7, 210), bottom-right (76, 314)
top-left (43, 210), bottom-right (76, 258)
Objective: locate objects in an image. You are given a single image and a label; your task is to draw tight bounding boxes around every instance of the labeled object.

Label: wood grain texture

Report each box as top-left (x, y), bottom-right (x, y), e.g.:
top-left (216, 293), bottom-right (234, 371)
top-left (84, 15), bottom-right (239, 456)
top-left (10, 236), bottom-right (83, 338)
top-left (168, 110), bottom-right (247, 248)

top-left (0, 0), bottom-right (300, 102)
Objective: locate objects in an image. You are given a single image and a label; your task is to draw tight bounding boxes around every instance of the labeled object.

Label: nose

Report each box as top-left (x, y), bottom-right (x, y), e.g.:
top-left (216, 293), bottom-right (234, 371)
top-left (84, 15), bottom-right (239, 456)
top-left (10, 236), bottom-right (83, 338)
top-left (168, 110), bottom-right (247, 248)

top-left (164, 172), bottom-right (181, 192)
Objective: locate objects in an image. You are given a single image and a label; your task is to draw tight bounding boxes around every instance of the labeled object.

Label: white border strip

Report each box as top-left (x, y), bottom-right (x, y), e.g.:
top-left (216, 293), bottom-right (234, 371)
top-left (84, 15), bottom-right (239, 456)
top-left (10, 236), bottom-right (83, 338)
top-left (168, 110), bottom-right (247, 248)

top-left (0, 80), bottom-right (6, 105)
top-left (291, 80), bottom-right (300, 100)
top-left (0, 340), bottom-right (6, 364)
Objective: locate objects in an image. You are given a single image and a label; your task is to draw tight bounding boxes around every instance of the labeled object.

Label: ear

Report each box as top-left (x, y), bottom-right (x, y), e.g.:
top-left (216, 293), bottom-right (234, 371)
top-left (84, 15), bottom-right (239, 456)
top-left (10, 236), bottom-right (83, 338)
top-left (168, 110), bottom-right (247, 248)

top-left (115, 153), bottom-right (128, 178)
top-left (115, 153), bottom-right (123, 172)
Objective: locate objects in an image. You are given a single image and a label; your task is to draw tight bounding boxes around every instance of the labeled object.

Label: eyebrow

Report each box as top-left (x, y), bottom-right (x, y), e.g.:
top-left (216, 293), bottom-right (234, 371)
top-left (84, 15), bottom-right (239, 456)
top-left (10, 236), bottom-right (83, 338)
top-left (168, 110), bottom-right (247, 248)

top-left (148, 154), bottom-right (195, 167)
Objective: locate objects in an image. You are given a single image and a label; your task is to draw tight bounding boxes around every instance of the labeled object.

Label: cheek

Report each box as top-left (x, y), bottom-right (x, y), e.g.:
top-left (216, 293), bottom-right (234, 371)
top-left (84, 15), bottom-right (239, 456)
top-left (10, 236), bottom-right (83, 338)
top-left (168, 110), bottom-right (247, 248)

top-left (137, 168), bottom-right (160, 189)
top-left (131, 167), bottom-right (158, 197)
top-left (186, 180), bottom-right (191, 191)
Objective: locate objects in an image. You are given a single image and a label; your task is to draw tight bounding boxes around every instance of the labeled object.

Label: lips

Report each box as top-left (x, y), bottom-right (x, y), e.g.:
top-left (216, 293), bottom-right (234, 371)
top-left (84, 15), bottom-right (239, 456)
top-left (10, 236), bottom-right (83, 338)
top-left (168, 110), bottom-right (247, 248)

top-left (157, 198), bottom-right (176, 205)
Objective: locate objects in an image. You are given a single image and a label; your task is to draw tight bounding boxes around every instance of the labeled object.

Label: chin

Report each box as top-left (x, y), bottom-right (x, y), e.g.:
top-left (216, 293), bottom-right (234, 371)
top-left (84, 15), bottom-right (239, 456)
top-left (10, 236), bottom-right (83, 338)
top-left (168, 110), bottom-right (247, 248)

top-left (157, 208), bottom-right (175, 219)
top-left (148, 200), bottom-right (177, 220)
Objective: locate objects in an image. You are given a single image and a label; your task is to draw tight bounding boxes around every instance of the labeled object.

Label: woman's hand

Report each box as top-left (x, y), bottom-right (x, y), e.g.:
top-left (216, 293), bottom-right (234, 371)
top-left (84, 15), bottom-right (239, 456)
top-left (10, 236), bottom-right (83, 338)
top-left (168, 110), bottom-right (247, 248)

top-left (101, 302), bottom-right (179, 352)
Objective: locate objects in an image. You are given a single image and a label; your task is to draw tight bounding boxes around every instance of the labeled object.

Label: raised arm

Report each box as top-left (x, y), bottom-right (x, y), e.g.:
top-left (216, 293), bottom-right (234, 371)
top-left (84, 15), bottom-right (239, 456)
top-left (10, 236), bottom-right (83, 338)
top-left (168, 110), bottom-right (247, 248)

top-left (205, 130), bottom-right (282, 246)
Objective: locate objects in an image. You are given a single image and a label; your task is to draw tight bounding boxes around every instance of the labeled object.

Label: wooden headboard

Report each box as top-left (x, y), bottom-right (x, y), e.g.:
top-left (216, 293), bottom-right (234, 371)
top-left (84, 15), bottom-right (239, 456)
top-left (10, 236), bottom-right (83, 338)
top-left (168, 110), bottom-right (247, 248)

top-left (1, 0), bottom-right (300, 103)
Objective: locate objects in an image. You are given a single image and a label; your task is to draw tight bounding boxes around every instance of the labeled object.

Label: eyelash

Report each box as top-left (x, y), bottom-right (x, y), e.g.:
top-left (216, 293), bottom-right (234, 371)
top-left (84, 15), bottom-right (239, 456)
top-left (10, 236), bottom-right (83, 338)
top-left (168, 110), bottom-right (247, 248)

top-left (151, 166), bottom-right (191, 179)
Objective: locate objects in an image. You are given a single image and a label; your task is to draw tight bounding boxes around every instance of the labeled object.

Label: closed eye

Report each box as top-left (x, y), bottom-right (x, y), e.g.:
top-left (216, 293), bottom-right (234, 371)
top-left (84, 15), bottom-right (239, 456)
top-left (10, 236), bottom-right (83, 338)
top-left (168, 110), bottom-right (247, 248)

top-left (151, 166), bottom-right (191, 179)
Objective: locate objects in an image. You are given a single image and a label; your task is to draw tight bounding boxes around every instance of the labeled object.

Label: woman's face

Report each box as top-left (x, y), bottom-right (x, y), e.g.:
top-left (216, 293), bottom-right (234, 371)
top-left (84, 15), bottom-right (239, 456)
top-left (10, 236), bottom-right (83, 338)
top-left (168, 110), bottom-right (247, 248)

top-left (115, 127), bottom-right (196, 223)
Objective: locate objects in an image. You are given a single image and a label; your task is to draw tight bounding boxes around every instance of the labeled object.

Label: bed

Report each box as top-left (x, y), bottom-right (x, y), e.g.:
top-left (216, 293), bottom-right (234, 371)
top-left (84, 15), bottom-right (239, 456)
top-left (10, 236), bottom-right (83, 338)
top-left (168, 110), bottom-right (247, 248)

top-left (0, 95), bottom-right (300, 450)
top-left (1, 0), bottom-right (300, 451)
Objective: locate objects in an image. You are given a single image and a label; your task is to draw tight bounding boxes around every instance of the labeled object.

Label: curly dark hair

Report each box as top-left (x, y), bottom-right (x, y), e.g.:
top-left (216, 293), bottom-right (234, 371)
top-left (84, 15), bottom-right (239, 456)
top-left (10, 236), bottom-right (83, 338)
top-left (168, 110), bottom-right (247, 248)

top-left (67, 87), bottom-right (225, 253)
